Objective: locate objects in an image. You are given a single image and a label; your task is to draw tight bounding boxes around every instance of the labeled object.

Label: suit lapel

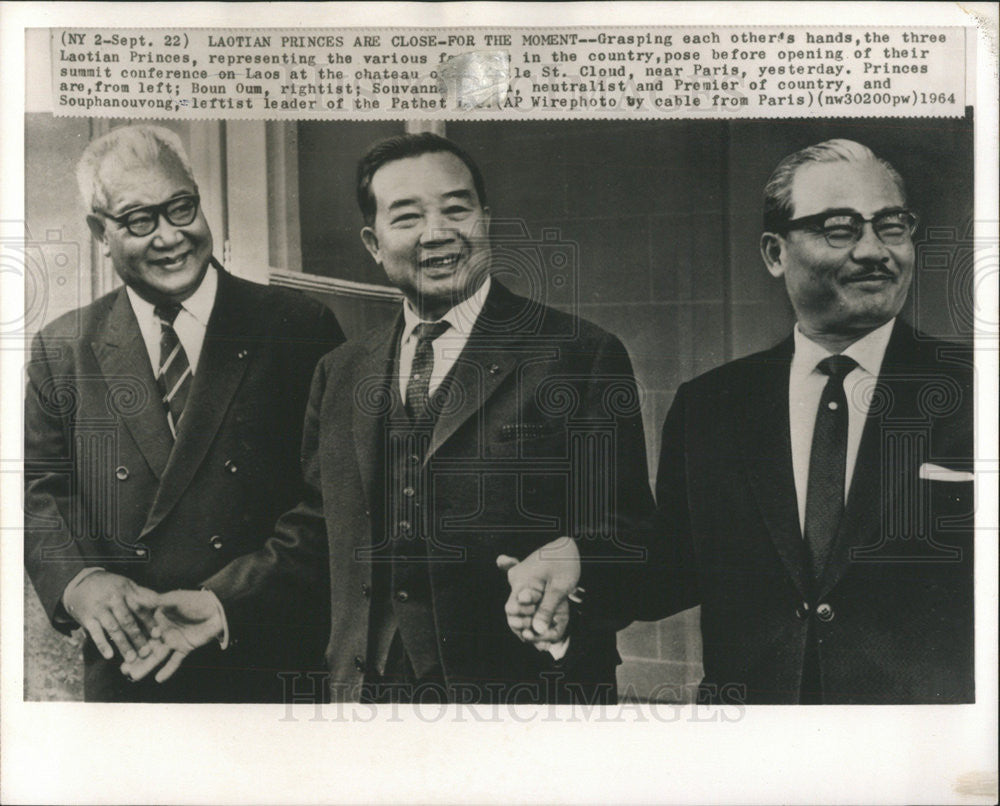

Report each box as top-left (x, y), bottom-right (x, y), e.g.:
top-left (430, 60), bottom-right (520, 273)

top-left (739, 337), bottom-right (812, 601)
top-left (90, 289), bottom-right (173, 479)
top-left (141, 271), bottom-right (256, 536)
top-left (352, 318), bottom-right (401, 512)
top-left (425, 283), bottom-right (521, 463)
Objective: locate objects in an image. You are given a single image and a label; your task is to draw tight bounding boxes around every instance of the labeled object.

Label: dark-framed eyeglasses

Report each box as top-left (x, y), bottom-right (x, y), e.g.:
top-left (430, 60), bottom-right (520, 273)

top-left (96, 194), bottom-right (201, 238)
top-left (779, 208), bottom-right (918, 248)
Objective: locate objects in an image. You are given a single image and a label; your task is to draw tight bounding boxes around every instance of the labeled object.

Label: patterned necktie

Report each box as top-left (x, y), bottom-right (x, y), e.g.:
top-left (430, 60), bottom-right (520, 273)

top-left (154, 302), bottom-right (192, 439)
top-left (405, 321), bottom-right (451, 420)
top-left (804, 354), bottom-right (858, 580)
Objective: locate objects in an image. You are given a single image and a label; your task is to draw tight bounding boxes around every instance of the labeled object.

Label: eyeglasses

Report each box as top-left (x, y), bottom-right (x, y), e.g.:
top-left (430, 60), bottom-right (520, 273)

top-left (96, 194), bottom-right (200, 238)
top-left (780, 208), bottom-right (917, 248)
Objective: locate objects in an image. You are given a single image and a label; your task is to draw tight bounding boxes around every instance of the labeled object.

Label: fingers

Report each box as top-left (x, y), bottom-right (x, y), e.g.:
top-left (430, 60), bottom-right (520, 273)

top-left (125, 586), bottom-right (164, 648)
top-left (96, 609), bottom-right (138, 662)
top-left (110, 601), bottom-right (149, 657)
top-left (81, 617), bottom-right (114, 660)
top-left (154, 650), bottom-right (188, 684)
top-left (121, 639), bottom-right (172, 682)
top-left (504, 585), bottom-right (542, 641)
top-left (532, 584), bottom-right (571, 639)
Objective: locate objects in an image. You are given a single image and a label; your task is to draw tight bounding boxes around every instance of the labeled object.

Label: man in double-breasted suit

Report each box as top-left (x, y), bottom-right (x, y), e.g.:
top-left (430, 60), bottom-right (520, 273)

top-left (143, 132), bottom-right (668, 703)
top-left (24, 124), bottom-right (344, 702)
top-left (654, 139), bottom-right (974, 704)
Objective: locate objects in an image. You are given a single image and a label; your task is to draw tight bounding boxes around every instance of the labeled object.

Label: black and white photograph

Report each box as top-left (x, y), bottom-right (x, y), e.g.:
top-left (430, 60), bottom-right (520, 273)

top-left (2, 3), bottom-right (997, 804)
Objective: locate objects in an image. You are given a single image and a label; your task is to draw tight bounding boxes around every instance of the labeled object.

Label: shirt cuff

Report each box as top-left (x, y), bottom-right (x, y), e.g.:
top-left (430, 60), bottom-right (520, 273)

top-left (61, 567), bottom-right (105, 614)
top-left (547, 636), bottom-right (570, 661)
top-left (202, 589), bottom-right (230, 650)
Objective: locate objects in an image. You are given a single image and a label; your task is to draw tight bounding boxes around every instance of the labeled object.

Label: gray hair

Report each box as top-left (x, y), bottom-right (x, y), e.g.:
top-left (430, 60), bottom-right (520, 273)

top-left (76, 124), bottom-right (196, 212)
top-left (762, 138), bottom-right (907, 232)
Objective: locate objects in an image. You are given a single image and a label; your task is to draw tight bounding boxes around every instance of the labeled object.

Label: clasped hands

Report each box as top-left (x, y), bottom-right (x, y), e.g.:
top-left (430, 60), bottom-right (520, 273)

top-left (63, 571), bottom-right (223, 684)
top-left (497, 536), bottom-right (581, 652)
top-left (65, 537), bottom-right (580, 683)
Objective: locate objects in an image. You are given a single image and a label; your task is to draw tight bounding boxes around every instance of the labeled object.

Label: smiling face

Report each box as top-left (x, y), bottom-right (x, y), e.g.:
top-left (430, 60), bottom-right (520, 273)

top-left (87, 156), bottom-right (213, 303)
top-left (760, 159), bottom-right (914, 350)
top-left (361, 151), bottom-right (491, 320)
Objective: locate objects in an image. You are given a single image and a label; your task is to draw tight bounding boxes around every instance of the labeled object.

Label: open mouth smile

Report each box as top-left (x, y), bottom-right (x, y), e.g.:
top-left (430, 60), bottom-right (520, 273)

top-left (420, 254), bottom-right (462, 271)
top-left (152, 252), bottom-right (191, 271)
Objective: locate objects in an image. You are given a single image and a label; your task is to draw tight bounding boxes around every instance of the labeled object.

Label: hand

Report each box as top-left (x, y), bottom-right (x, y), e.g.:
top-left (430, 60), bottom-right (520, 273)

top-left (63, 571), bottom-right (159, 662)
top-left (119, 589), bottom-right (223, 684)
top-left (497, 536), bottom-right (580, 647)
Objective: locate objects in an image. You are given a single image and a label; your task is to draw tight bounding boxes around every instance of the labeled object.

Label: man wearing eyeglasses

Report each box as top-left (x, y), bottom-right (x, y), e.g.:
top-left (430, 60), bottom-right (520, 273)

top-left (650, 138), bottom-right (974, 704)
top-left (24, 124), bottom-right (344, 701)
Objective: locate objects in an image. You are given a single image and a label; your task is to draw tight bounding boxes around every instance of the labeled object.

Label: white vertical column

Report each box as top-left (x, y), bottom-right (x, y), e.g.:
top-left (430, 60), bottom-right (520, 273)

top-left (224, 121), bottom-right (270, 284)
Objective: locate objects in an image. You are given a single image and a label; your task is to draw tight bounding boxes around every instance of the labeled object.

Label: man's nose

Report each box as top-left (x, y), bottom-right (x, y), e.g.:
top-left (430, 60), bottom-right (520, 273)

top-left (850, 221), bottom-right (890, 262)
top-left (150, 216), bottom-right (186, 248)
top-left (418, 212), bottom-right (457, 246)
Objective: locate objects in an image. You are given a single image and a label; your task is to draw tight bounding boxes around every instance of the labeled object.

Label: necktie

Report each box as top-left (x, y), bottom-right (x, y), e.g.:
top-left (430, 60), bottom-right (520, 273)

top-left (405, 321), bottom-right (450, 420)
top-left (154, 302), bottom-right (192, 439)
top-left (804, 354), bottom-right (858, 581)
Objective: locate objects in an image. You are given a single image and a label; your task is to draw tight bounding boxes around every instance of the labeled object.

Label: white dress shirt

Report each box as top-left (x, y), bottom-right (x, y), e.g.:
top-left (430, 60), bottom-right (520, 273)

top-left (126, 264), bottom-right (218, 375)
top-left (788, 318), bottom-right (896, 535)
top-left (398, 275), bottom-right (491, 401)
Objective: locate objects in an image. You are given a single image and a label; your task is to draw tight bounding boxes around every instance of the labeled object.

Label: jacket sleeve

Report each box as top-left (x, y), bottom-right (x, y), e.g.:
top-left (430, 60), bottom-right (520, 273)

top-left (24, 331), bottom-right (90, 633)
top-left (201, 352), bottom-right (332, 646)
top-left (649, 381), bottom-right (700, 618)
top-left (571, 334), bottom-right (697, 628)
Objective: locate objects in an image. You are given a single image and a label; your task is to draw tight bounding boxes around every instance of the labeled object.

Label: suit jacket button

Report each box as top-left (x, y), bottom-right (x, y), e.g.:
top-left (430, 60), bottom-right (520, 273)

top-left (395, 590), bottom-right (409, 602)
top-left (115, 466), bottom-right (129, 481)
top-left (210, 535), bottom-right (224, 550)
top-left (398, 520), bottom-right (412, 536)
top-left (402, 486), bottom-right (415, 498)
top-left (224, 459), bottom-right (238, 474)
top-left (816, 603), bottom-right (834, 622)
top-left (361, 583), bottom-right (371, 598)
top-left (134, 547), bottom-right (147, 558)
top-left (353, 655), bottom-right (366, 673)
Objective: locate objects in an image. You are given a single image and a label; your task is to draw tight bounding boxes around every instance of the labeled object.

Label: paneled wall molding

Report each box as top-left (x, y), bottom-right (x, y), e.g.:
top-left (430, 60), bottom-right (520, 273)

top-left (269, 268), bottom-right (403, 302)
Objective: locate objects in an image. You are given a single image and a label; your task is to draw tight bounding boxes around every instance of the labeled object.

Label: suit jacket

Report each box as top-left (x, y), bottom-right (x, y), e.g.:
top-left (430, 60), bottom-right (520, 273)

top-left (25, 267), bottom-right (344, 702)
top-left (217, 280), bottom-right (669, 703)
top-left (655, 319), bottom-right (974, 704)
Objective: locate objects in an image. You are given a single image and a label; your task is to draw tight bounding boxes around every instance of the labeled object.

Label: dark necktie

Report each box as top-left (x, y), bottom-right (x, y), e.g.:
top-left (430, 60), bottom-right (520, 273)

top-left (154, 302), bottom-right (192, 439)
top-left (405, 321), bottom-right (450, 420)
top-left (804, 354), bottom-right (858, 581)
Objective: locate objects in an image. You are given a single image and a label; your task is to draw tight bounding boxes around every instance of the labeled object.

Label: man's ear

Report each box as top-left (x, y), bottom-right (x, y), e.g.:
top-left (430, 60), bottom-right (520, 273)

top-left (360, 226), bottom-right (380, 262)
top-left (760, 232), bottom-right (785, 278)
top-left (86, 214), bottom-right (111, 258)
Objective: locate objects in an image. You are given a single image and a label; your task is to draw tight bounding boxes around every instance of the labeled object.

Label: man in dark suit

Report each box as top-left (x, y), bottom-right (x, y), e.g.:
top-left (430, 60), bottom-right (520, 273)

top-left (24, 124), bottom-right (344, 702)
top-left (653, 139), bottom-right (974, 704)
top-left (130, 132), bottom-right (666, 703)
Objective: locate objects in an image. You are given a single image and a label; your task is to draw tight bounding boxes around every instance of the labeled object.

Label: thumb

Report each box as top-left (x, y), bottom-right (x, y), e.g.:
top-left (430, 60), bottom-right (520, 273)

top-left (124, 585), bottom-right (161, 611)
top-left (496, 554), bottom-right (520, 572)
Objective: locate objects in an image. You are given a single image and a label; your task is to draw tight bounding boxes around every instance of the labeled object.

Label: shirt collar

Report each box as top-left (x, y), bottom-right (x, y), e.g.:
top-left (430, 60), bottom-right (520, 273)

top-left (792, 317), bottom-right (896, 378)
top-left (126, 263), bottom-right (218, 327)
top-left (401, 275), bottom-right (492, 343)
